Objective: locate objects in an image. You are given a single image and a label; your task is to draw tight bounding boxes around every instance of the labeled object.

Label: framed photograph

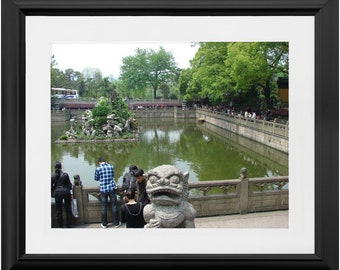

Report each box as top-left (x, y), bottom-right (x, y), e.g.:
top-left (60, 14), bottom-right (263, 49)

top-left (2, 0), bottom-right (338, 269)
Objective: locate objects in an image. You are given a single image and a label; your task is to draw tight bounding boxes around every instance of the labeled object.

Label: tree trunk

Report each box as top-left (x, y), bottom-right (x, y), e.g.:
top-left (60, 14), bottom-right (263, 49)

top-left (153, 87), bottom-right (157, 99)
top-left (264, 80), bottom-right (271, 111)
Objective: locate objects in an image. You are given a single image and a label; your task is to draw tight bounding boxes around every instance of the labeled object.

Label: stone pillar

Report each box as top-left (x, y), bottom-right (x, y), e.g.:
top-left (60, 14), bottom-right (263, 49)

top-left (239, 167), bottom-right (249, 215)
top-left (72, 175), bottom-right (85, 225)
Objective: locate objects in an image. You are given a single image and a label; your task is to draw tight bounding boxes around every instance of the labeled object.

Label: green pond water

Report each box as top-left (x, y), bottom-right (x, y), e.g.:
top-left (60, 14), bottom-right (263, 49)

top-left (51, 119), bottom-right (288, 188)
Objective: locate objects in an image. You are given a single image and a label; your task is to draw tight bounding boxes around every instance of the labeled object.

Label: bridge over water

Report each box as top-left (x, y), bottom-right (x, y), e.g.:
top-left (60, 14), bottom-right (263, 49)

top-left (54, 99), bottom-right (184, 110)
top-left (126, 99), bottom-right (183, 110)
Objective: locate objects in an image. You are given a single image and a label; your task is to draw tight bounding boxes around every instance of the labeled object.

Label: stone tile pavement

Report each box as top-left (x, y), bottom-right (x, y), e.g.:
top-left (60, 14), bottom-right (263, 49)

top-left (71, 210), bottom-right (288, 229)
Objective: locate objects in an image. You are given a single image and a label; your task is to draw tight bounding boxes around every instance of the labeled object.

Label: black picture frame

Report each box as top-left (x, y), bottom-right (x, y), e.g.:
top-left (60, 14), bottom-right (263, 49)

top-left (2, 0), bottom-right (338, 269)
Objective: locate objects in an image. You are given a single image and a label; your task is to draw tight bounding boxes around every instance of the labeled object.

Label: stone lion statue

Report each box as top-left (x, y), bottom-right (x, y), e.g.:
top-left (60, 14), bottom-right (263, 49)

top-left (143, 164), bottom-right (197, 228)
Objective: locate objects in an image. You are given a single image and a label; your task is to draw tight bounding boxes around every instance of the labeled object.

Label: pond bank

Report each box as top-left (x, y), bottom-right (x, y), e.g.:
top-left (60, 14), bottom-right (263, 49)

top-left (54, 138), bottom-right (138, 144)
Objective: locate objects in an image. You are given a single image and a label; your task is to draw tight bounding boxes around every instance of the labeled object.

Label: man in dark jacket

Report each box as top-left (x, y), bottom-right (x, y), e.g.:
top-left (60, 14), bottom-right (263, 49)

top-left (135, 168), bottom-right (150, 207)
top-left (121, 165), bottom-right (138, 193)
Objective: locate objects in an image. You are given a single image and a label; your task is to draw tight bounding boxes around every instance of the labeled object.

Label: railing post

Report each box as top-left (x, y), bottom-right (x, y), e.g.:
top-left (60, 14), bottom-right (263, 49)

top-left (73, 174), bottom-right (85, 225)
top-left (239, 168), bottom-right (249, 215)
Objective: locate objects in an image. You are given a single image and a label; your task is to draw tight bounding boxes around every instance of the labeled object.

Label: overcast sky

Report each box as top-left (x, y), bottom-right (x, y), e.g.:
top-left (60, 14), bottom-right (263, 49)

top-left (52, 43), bottom-right (199, 78)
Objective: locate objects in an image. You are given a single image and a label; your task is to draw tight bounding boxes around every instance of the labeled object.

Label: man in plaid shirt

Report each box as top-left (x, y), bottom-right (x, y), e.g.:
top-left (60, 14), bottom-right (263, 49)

top-left (94, 157), bottom-right (121, 228)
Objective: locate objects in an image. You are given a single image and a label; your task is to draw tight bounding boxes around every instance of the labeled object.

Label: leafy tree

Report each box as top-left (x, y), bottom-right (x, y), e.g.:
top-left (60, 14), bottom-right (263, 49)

top-left (81, 67), bottom-right (104, 98)
top-left (86, 95), bottom-right (135, 136)
top-left (78, 78), bottom-right (86, 97)
top-left (159, 83), bottom-right (170, 98)
top-left (178, 67), bottom-right (194, 98)
top-left (119, 46), bottom-right (178, 99)
top-left (51, 55), bottom-right (67, 88)
top-left (182, 42), bottom-right (229, 103)
top-left (181, 42), bottom-right (288, 110)
top-left (115, 78), bottom-right (148, 99)
top-left (51, 55), bottom-right (58, 85)
top-left (97, 77), bottom-right (116, 100)
top-left (224, 42), bottom-right (288, 110)
top-left (51, 56), bottom-right (118, 100)
top-left (62, 68), bottom-right (81, 89)
top-left (82, 67), bottom-right (103, 80)
top-left (51, 55), bottom-right (86, 96)
top-left (110, 93), bottom-right (132, 120)
top-left (91, 102), bottom-right (111, 129)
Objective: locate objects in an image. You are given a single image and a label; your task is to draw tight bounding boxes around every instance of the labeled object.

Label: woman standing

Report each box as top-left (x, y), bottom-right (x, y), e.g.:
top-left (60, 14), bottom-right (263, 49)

top-left (51, 161), bottom-right (73, 228)
top-left (121, 189), bottom-right (145, 228)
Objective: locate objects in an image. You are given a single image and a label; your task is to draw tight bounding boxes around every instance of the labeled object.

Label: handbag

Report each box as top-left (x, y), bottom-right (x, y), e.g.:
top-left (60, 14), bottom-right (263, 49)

top-left (71, 198), bottom-right (79, 218)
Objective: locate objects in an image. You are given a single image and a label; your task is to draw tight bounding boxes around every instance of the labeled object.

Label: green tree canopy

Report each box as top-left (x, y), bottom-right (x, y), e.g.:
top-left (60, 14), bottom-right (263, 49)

top-left (51, 56), bottom-right (116, 99)
top-left (51, 55), bottom-right (83, 91)
top-left (182, 42), bottom-right (230, 103)
top-left (119, 46), bottom-right (178, 99)
top-left (225, 42), bottom-right (288, 110)
top-left (180, 42), bottom-right (288, 110)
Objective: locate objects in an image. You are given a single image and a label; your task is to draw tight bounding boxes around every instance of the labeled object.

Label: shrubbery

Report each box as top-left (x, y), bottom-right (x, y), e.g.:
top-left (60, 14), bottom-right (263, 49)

top-left (58, 95), bottom-right (138, 141)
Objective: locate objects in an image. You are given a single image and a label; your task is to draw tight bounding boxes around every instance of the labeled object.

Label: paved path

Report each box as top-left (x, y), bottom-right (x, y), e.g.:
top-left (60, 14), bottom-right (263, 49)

top-left (72, 210), bottom-right (288, 229)
top-left (194, 210), bottom-right (288, 228)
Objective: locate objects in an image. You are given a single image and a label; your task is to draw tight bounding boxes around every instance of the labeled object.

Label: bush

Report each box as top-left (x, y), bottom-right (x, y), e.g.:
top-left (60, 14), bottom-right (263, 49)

top-left (92, 105), bottom-right (111, 119)
top-left (59, 135), bottom-right (68, 140)
top-left (92, 103), bottom-right (111, 129)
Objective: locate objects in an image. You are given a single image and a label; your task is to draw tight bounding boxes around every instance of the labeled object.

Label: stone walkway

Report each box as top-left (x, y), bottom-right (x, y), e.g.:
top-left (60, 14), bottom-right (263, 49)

top-left (71, 210), bottom-right (288, 229)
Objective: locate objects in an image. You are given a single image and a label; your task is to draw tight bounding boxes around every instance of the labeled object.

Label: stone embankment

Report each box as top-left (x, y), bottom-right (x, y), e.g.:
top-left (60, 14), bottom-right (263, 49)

top-left (196, 108), bottom-right (288, 153)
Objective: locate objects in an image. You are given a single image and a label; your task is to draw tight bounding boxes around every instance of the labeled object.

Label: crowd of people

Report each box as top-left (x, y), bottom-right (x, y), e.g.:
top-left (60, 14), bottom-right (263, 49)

top-left (198, 104), bottom-right (273, 121)
top-left (51, 159), bottom-right (150, 229)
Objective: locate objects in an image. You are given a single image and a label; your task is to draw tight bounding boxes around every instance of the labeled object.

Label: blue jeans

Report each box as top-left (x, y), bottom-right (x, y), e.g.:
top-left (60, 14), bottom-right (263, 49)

top-left (100, 189), bottom-right (119, 226)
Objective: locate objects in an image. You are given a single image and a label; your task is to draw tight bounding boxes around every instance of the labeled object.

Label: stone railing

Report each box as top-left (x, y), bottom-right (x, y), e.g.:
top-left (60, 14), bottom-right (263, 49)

top-left (132, 107), bottom-right (196, 119)
top-left (188, 174), bottom-right (288, 216)
top-left (196, 108), bottom-right (289, 153)
top-left (196, 108), bottom-right (289, 138)
top-left (51, 168), bottom-right (288, 227)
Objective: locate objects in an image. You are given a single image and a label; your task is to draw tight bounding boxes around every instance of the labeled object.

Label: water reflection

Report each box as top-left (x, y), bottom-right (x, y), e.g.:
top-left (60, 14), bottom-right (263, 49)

top-left (51, 119), bottom-right (288, 188)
